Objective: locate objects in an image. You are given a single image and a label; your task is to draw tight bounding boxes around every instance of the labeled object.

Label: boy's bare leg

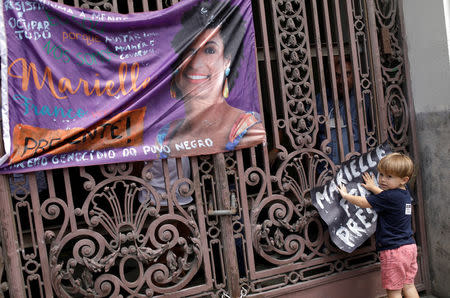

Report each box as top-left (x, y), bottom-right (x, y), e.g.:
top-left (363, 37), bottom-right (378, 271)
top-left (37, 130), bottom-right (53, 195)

top-left (402, 284), bottom-right (419, 298)
top-left (386, 289), bottom-right (402, 298)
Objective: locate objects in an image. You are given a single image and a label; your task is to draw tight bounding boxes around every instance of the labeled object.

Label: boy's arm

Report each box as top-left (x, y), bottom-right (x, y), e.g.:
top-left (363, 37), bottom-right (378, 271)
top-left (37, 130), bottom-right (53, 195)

top-left (338, 184), bottom-right (373, 208)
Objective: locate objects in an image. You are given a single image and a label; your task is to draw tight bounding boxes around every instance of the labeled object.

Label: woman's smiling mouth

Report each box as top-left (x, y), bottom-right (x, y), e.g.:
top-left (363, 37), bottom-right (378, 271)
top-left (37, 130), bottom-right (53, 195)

top-left (186, 74), bottom-right (210, 81)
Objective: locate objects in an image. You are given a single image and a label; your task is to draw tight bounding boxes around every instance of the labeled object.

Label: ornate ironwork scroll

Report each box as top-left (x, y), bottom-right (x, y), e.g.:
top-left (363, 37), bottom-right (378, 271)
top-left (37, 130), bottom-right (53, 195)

top-left (374, 0), bottom-right (410, 153)
top-left (78, 0), bottom-right (116, 12)
top-left (351, 0), bottom-right (379, 151)
top-left (5, 162), bottom-right (208, 297)
top-left (48, 164), bottom-right (202, 297)
top-left (273, 0), bottom-right (317, 151)
top-left (242, 0), bottom-right (381, 293)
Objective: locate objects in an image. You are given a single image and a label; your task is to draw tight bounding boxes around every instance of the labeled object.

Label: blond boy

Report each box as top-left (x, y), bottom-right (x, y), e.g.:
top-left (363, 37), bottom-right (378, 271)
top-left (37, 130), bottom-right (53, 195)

top-left (338, 153), bottom-right (419, 298)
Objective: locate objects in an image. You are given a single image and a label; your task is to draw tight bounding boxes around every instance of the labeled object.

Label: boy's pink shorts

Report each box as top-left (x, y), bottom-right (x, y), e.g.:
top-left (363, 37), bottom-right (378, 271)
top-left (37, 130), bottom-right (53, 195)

top-left (379, 244), bottom-right (418, 290)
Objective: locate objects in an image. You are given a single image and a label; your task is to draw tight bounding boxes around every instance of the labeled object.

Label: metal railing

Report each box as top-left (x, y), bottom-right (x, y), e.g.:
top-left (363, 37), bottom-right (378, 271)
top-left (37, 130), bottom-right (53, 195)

top-left (0, 0), bottom-right (429, 297)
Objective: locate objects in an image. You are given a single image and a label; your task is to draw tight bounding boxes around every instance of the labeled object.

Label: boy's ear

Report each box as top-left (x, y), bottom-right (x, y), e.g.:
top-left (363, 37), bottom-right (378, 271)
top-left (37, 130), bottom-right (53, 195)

top-left (402, 176), bottom-right (410, 185)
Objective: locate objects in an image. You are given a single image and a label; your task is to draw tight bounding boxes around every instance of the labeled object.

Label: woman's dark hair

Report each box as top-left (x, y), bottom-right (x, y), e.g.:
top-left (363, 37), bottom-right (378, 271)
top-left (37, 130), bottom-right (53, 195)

top-left (171, 0), bottom-right (246, 96)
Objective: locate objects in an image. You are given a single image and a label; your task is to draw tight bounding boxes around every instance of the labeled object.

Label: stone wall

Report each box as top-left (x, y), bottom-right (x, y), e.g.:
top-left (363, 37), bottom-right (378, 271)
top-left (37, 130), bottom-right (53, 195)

top-left (403, 0), bottom-right (450, 296)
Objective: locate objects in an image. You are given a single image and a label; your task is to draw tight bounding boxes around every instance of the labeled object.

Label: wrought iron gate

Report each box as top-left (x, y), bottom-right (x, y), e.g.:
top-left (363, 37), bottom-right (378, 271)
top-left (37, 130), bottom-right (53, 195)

top-left (0, 0), bottom-right (430, 297)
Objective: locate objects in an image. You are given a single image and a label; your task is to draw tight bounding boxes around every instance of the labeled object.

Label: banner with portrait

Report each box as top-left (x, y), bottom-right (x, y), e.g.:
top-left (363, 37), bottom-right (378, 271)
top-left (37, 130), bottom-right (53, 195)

top-left (0, 0), bottom-right (265, 173)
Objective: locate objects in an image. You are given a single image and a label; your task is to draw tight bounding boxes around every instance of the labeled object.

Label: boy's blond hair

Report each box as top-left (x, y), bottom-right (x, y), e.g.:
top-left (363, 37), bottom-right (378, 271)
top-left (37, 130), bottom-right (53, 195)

top-left (377, 153), bottom-right (414, 179)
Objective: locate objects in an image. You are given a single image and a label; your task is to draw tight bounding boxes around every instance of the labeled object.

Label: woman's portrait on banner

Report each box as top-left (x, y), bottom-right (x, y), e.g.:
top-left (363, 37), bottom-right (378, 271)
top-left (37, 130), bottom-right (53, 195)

top-left (156, 0), bottom-right (266, 158)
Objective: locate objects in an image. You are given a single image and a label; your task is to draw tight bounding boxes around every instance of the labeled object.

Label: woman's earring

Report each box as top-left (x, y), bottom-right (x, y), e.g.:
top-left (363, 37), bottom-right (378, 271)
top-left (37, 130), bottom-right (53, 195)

top-left (170, 69), bottom-right (180, 98)
top-left (170, 80), bottom-right (177, 99)
top-left (223, 67), bottom-right (230, 98)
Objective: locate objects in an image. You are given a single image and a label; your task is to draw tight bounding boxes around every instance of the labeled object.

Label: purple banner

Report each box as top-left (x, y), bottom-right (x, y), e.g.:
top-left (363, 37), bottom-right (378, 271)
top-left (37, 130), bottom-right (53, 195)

top-left (0, 0), bottom-right (265, 173)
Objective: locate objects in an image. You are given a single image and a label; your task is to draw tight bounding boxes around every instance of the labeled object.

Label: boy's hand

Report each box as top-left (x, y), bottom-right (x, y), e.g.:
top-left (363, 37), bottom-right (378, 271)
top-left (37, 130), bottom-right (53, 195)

top-left (337, 183), bottom-right (373, 208)
top-left (338, 184), bottom-right (349, 199)
top-left (361, 172), bottom-right (382, 194)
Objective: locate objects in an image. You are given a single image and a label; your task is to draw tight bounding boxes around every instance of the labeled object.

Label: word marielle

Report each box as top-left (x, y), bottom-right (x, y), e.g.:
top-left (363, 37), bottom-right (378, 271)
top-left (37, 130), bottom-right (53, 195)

top-left (8, 57), bottom-right (151, 100)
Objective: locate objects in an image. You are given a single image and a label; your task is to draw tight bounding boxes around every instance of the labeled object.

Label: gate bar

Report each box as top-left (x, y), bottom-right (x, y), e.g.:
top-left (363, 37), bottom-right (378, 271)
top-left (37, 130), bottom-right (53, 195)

top-left (365, 0), bottom-right (388, 143)
top-left (213, 153), bottom-right (240, 297)
top-left (0, 138), bottom-right (26, 297)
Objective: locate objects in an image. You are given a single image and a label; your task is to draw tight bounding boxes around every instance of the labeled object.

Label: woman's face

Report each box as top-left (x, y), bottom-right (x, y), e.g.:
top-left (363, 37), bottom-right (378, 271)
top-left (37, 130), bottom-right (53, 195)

top-left (174, 29), bottom-right (230, 102)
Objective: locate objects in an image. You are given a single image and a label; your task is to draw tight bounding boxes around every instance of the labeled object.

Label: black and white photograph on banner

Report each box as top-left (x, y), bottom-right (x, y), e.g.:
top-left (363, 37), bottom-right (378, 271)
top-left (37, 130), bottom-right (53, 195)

top-left (311, 142), bottom-right (392, 252)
